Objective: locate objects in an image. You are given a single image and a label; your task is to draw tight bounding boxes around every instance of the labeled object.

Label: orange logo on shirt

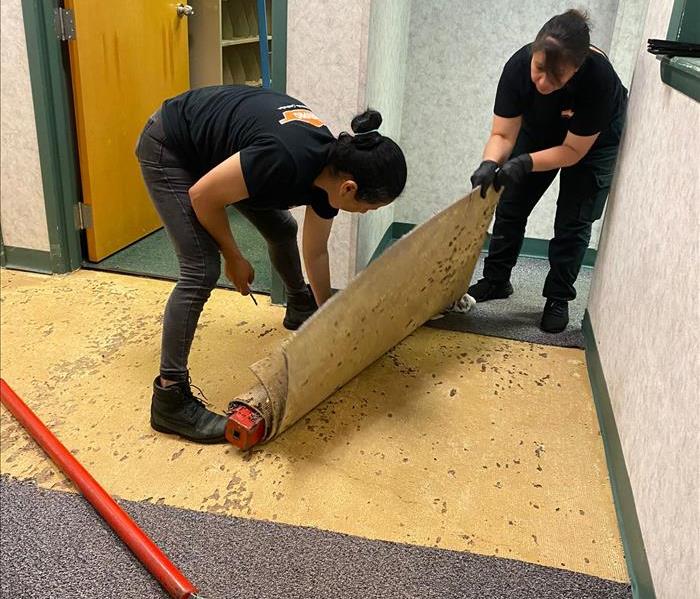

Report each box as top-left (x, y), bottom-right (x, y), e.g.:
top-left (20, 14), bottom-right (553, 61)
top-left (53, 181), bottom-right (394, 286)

top-left (279, 109), bottom-right (325, 128)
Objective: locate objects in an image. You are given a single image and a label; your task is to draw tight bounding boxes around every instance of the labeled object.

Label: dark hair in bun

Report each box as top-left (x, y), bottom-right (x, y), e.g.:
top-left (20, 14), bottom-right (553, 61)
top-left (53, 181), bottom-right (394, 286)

top-left (351, 108), bottom-right (382, 132)
top-left (327, 108), bottom-right (407, 204)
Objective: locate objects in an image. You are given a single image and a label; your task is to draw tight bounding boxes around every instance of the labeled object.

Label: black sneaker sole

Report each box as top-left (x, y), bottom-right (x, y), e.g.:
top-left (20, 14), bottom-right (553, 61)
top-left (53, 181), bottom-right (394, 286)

top-left (150, 419), bottom-right (227, 444)
top-left (539, 320), bottom-right (569, 334)
top-left (468, 282), bottom-right (514, 303)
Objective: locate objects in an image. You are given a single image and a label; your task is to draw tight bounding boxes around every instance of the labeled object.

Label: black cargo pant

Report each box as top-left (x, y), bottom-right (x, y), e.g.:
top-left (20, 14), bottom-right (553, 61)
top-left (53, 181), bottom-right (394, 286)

top-left (135, 109), bottom-right (307, 383)
top-left (483, 115), bottom-right (624, 301)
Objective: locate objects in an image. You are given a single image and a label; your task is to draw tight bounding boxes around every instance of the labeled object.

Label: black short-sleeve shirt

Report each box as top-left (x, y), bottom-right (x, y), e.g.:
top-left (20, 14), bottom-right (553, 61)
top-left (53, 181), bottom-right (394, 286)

top-left (160, 85), bottom-right (339, 219)
top-left (494, 44), bottom-right (627, 146)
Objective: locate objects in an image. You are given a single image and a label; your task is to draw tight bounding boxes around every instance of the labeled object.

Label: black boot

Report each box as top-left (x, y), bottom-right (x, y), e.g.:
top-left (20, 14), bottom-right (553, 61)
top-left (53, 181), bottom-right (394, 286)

top-left (283, 285), bottom-right (318, 331)
top-left (150, 377), bottom-right (227, 443)
top-left (467, 278), bottom-right (514, 302)
top-left (540, 299), bottom-right (569, 333)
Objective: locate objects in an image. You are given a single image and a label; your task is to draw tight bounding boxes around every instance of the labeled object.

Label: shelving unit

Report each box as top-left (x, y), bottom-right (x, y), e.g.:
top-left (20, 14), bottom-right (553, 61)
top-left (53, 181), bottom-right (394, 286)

top-left (221, 36), bottom-right (272, 47)
top-left (189, 0), bottom-right (272, 89)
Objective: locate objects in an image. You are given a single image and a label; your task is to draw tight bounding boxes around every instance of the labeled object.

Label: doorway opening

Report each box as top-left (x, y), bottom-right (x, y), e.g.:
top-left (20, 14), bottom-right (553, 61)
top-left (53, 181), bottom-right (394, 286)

top-left (66, 0), bottom-right (284, 296)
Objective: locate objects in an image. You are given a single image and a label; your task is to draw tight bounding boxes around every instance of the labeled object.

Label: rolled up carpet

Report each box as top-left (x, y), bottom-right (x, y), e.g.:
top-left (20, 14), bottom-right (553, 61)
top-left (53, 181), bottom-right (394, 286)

top-left (227, 187), bottom-right (500, 448)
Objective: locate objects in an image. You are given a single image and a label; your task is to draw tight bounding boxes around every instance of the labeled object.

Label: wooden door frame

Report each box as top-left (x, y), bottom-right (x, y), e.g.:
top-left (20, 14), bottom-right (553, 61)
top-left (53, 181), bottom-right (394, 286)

top-left (22, 0), bottom-right (288, 303)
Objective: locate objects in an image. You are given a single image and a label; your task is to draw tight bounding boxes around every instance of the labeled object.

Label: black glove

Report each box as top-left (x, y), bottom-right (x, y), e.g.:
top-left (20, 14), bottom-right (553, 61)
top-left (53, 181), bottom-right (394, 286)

top-left (494, 154), bottom-right (533, 191)
top-left (470, 160), bottom-right (499, 198)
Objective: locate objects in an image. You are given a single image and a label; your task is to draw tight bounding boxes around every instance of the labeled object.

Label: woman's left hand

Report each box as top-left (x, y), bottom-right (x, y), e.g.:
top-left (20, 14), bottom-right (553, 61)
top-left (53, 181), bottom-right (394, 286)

top-left (494, 154), bottom-right (533, 190)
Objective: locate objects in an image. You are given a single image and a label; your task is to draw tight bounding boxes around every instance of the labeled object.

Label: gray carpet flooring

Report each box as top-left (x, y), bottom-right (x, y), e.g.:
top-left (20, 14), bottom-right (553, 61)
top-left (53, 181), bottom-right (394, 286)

top-left (426, 255), bottom-right (592, 348)
top-left (1, 476), bottom-right (631, 599)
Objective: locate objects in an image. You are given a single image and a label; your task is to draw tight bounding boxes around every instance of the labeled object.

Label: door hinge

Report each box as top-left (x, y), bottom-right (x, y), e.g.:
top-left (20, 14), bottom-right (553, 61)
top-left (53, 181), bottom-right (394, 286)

top-left (74, 203), bottom-right (92, 230)
top-left (54, 7), bottom-right (76, 41)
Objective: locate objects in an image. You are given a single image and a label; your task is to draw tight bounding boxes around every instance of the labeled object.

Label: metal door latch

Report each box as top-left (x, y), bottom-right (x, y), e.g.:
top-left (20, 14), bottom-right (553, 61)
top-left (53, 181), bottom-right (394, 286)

top-left (177, 4), bottom-right (195, 17)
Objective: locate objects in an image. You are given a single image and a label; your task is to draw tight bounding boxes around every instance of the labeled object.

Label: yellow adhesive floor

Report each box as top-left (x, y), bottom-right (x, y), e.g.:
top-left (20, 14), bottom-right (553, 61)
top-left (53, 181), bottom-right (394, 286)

top-left (0, 269), bottom-right (627, 582)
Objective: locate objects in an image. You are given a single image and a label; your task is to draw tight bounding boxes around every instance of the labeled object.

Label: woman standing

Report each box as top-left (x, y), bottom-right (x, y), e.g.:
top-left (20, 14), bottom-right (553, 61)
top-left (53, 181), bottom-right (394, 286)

top-left (469, 9), bottom-right (627, 333)
top-left (135, 85), bottom-right (406, 443)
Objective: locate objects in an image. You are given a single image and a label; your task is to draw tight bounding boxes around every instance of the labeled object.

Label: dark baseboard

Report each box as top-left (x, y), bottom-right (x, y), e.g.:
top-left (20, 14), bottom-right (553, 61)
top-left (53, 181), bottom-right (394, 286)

top-left (582, 311), bottom-right (656, 598)
top-left (391, 222), bottom-right (415, 239)
top-left (519, 235), bottom-right (598, 267)
top-left (368, 223), bottom-right (399, 264)
top-left (379, 222), bottom-right (597, 267)
top-left (1, 246), bottom-right (52, 274)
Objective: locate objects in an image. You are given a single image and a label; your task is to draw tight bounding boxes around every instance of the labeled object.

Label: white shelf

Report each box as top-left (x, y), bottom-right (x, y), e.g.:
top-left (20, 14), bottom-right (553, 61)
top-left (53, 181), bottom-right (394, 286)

top-left (222, 35), bottom-right (272, 46)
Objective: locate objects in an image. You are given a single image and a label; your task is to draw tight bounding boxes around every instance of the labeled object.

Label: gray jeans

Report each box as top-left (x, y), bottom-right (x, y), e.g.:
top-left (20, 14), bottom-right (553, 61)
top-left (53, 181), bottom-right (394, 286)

top-left (135, 109), bottom-right (306, 382)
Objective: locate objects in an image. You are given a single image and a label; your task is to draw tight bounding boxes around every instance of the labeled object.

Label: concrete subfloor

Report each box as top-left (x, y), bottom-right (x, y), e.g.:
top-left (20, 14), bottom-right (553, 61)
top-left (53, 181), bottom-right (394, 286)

top-left (0, 269), bottom-right (627, 583)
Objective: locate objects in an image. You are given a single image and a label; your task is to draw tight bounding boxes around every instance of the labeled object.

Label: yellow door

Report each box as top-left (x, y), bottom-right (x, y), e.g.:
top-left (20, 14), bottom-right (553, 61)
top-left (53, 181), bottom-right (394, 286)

top-left (66, 1), bottom-right (190, 261)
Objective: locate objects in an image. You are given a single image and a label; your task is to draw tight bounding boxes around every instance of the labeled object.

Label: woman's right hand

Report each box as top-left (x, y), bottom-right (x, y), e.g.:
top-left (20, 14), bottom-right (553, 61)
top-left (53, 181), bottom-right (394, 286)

top-left (470, 160), bottom-right (499, 198)
top-left (224, 255), bottom-right (255, 295)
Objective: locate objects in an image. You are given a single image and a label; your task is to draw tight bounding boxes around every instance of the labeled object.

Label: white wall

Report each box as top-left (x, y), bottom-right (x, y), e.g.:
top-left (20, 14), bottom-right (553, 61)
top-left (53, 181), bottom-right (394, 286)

top-left (608, 0), bottom-right (652, 88)
top-left (0, 0), bottom-right (49, 251)
top-left (286, 0), bottom-right (372, 289)
top-left (396, 0), bottom-right (630, 249)
top-left (587, 0), bottom-right (700, 595)
top-left (355, 0), bottom-right (411, 271)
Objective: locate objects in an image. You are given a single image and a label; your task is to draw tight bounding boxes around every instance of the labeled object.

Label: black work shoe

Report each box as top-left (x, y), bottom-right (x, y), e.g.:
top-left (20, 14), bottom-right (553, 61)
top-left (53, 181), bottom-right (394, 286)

top-left (467, 278), bottom-right (514, 302)
top-left (150, 377), bottom-right (227, 443)
top-left (540, 299), bottom-right (569, 333)
top-left (283, 285), bottom-right (318, 331)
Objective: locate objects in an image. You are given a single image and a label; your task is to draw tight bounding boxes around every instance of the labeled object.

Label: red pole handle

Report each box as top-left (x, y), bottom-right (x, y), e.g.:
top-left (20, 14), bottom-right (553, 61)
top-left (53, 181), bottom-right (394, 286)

top-left (0, 379), bottom-right (198, 599)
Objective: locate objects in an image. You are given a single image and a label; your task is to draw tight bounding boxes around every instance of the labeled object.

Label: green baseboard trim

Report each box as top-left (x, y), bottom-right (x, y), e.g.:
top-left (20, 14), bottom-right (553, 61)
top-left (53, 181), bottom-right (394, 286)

top-left (1, 246), bottom-right (52, 275)
top-left (391, 222), bottom-right (415, 239)
top-left (582, 311), bottom-right (656, 599)
top-left (368, 223), bottom-right (399, 263)
top-left (384, 223), bottom-right (597, 267)
top-left (519, 236), bottom-right (597, 267)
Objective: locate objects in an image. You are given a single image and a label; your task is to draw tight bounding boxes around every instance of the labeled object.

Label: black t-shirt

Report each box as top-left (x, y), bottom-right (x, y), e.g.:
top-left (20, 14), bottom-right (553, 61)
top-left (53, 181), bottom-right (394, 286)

top-left (494, 44), bottom-right (627, 147)
top-left (160, 85), bottom-right (338, 219)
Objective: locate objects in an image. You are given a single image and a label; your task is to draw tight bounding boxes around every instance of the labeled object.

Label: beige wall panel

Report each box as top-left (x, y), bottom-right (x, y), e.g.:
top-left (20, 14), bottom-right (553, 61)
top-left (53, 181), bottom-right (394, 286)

top-left (286, 0), bottom-right (372, 288)
top-left (356, 0), bottom-right (412, 271)
top-left (587, 0), bottom-right (700, 596)
top-left (0, 0), bottom-right (50, 251)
